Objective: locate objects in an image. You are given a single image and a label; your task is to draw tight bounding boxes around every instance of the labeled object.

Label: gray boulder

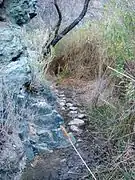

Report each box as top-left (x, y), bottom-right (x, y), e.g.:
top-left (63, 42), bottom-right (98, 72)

top-left (0, 0), bottom-right (37, 179)
top-left (0, 26), bottom-right (25, 64)
top-left (0, 131), bottom-right (26, 180)
top-left (0, 0), bottom-right (3, 5)
top-left (0, 25), bottom-right (31, 94)
top-left (4, 0), bottom-right (37, 25)
top-left (0, 0), bottom-right (71, 179)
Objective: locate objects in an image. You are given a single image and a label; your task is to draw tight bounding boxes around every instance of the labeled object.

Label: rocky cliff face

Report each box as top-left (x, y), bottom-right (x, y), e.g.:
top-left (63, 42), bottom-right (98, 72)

top-left (0, 0), bottom-right (37, 25)
top-left (0, 1), bottom-right (69, 179)
top-left (30, 0), bottom-right (107, 29)
top-left (0, 1), bottom-right (36, 180)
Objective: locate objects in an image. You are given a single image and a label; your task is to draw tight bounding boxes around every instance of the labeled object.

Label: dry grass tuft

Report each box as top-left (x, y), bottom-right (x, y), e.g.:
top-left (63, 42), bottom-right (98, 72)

top-left (47, 23), bottom-right (109, 80)
top-left (46, 0), bottom-right (134, 84)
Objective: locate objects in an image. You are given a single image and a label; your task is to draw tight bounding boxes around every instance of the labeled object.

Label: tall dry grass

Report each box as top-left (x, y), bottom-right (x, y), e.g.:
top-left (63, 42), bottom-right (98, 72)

top-left (44, 0), bottom-right (135, 179)
top-left (47, 23), bottom-right (108, 80)
top-left (20, 1), bottom-right (135, 178)
top-left (47, 0), bottom-right (134, 82)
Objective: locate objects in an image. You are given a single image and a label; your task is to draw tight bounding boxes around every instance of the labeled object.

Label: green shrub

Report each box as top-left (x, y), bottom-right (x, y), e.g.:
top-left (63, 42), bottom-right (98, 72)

top-left (101, 0), bottom-right (135, 72)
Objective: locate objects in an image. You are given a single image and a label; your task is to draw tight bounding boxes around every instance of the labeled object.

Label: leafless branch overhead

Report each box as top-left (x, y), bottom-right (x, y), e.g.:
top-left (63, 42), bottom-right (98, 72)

top-left (43, 0), bottom-right (91, 57)
top-left (53, 0), bottom-right (62, 38)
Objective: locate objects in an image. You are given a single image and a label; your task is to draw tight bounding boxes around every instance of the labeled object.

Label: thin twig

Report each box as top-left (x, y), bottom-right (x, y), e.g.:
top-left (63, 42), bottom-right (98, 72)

top-left (108, 66), bottom-right (135, 82)
top-left (60, 125), bottom-right (97, 180)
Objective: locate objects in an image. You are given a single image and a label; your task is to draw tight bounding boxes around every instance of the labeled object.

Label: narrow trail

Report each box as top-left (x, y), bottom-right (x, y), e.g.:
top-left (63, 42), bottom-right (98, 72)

top-left (22, 82), bottom-right (109, 180)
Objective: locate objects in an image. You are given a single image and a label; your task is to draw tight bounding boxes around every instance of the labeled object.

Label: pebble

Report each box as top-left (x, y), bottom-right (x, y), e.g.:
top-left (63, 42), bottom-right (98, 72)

top-left (70, 125), bottom-right (81, 132)
top-left (60, 158), bottom-right (66, 163)
top-left (59, 102), bottom-right (66, 107)
top-left (68, 110), bottom-right (78, 115)
top-left (69, 106), bottom-right (77, 111)
top-left (59, 91), bottom-right (64, 94)
top-left (77, 138), bottom-right (83, 142)
top-left (66, 103), bottom-right (73, 107)
top-left (68, 113), bottom-right (78, 118)
top-left (59, 94), bottom-right (65, 98)
top-left (61, 107), bottom-right (66, 111)
top-left (54, 89), bottom-right (58, 93)
top-left (79, 109), bottom-right (85, 113)
top-left (78, 114), bottom-right (86, 119)
top-left (37, 130), bottom-right (48, 135)
top-left (62, 97), bottom-right (66, 100)
top-left (13, 144), bottom-right (16, 148)
top-left (68, 119), bottom-right (85, 126)
top-left (59, 99), bottom-right (66, 103)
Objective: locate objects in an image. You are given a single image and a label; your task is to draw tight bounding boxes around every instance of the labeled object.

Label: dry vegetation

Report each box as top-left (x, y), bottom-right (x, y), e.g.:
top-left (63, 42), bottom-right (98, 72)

top-left (47, 24), bottom-right (107, 80)
top-left (21, 0), bottom-right (135, 178)
top-left (45, 0), bottom-right (135, 179)
top-left (46, 0), bottom-right (134, 80)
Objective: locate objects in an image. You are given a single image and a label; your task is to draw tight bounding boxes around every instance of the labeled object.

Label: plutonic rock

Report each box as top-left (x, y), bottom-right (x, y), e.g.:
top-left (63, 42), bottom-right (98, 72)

top-left (54, 89), bottom-right (58, 93)
top-left (78, 113), bottom-right (86, 119)
top-left (32, 143), bottom-right (49, 154)
top-left (61, 107), bottom-right (66, 111)
top-left (0, 0), bottom-right (72, 179)
top-left (0, 0), bottom-right (36, 178)
top-left (0, 25), bottom-right (31, 96)
top-left (70, 125), bottom-right (81, 133)
top-left (59, 99), bottom-right (66, 107)
top-left (31, 101), bottom-right (52, 115)
top-left (0, 26), bottom-right (24, 64)
top-left (66, 102), bottom-right (73, 107)
top-left (31, 0), bottom-right (107, 32)
top-left (0, 0), bottom-right (3, 5)
top-left (0, 132), bottom-right (26, 180)
top-left (59, 99), bottom-right (66, 103)
top-left (68, 111), bottom-right (78, 118)
top-left (70, 110), bottom-right (78, 114)
top-left (59, 94), bottom-right (65, 98)
top-left (69, 106), bottom-right (78, 111)
top-left (68, 119), bottom-right (85, 126)
top-left (68, 110), bottom-right (78, 115)
top-left (59, 102), bottom-right (66, 107)
top-left (62, 97), bottom-right (66, 100)
top-left (59, 91), bottom-right (64, 95)
top-left (5, 0), bottom-right (37, 25)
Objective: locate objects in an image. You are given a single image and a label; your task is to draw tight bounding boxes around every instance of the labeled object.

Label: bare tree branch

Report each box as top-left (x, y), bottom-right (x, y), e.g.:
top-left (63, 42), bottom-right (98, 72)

top-left (41, 0), bottom-right (62, 56)
top-left (51, 0), bottom-right (90, 47)
top-left (43, 0), bottom-right (91, 57)
top-left (53, 0), bottom-right (62, 38)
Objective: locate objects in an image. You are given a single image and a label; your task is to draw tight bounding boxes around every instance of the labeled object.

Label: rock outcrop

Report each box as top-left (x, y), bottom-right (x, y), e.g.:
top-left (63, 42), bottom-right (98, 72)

top-left (0, 0), bottom-right (69, 179)
top-left (31, 0), bottom-right (107, 29)
top-left (0, 131), bottom-right (26, 180)
top-left (1, 0), bottom-right (37, 25)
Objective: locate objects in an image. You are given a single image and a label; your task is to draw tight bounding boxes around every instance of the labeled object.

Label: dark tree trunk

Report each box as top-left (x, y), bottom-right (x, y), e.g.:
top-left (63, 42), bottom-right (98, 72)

top-left (43, 0), bottom-right (91, 57)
